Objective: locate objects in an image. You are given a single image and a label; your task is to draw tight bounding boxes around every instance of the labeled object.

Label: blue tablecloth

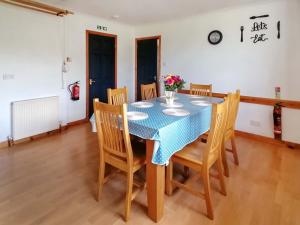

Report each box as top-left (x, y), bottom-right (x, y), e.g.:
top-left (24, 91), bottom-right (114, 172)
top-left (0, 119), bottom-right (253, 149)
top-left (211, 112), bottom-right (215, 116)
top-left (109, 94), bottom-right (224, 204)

top-left (90, 94), bottom-right (223, 165)
top-left (127, 94), bottom-right (223, 165)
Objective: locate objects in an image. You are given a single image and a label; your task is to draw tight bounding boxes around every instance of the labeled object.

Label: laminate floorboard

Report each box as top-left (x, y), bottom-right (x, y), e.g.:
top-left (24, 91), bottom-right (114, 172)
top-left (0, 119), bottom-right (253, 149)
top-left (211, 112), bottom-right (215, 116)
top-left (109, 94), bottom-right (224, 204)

top-left (0, 123), bottom-right (299, 225)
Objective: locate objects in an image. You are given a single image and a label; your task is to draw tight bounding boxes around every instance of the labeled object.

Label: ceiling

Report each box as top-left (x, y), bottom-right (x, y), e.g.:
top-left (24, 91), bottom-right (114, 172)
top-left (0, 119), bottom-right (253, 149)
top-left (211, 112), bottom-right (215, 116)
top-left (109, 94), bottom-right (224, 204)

top-left (43, 0), bottom-right (272, 25)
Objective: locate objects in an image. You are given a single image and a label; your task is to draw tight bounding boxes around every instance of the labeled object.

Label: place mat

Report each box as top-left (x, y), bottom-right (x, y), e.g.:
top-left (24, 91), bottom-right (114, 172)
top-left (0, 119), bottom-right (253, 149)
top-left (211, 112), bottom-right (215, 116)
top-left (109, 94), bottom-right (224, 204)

top-left (162, 108), bottom-right (190, 117)
top-left (127, 111), bottom-right (149, 121)
top-left (191, 100), bottom-right (211, 106)
top-left (131, 101), bottom-right (154, 108)
top-left (160, 102), bottom-right (183, 108)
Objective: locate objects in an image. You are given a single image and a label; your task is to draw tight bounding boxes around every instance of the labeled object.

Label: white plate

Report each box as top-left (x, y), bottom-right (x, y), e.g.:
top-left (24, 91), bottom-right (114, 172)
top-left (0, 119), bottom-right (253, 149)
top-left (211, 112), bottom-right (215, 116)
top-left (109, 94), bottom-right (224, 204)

top-left (160, 96), bottom-right (179, 100)
top-left (162, 108), bottom-right (190, 117)
top-left (131, 101), bottom-right (154, 108)
top-left (188, 95), bottom-right (206, 99)
top-left (160, 102), bottom-right (183, 108)
top-left (127, 111), bottom-right (148, 121)
top-left (191, 101), bottom-right (211, 106)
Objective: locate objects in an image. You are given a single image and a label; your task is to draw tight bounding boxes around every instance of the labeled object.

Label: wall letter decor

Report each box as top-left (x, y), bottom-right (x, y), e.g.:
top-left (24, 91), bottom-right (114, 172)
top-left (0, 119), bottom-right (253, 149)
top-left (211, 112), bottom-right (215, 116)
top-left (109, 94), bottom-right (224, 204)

top-left (249, 16), bottom-right (269, 44)
top-left (277, 21), bottom-right (281, 39)
top-left (249, 14), bottom-right (269, 20)
top-left (240, 26), bottom-right (244, 42)
top-left (240, 15), bottom-right (281, 44)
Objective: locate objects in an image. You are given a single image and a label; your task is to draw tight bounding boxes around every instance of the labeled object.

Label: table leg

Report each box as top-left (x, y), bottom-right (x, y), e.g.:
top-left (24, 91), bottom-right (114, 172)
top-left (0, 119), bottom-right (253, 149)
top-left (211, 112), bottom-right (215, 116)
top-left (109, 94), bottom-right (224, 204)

top-left (146, 140), bottom-right (165, 222)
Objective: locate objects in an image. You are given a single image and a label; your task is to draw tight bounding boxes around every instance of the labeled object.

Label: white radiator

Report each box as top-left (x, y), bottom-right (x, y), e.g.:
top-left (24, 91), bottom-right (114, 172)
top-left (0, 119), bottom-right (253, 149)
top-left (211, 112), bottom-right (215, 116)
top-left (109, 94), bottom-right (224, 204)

top-left (12, 96), bottom-right (59, 140)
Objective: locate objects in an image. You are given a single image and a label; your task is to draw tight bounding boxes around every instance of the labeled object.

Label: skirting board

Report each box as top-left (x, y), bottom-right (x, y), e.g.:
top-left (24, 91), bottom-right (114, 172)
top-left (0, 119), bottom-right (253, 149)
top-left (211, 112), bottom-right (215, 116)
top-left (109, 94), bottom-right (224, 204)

top-left (67, 118), bottom-right (88, 127)
top-left (0, 118), bottom-right (88, 149)
top-left (235, 130), bottom-right (300, 149)
top-left (0, 141), bottom-right (9, 149)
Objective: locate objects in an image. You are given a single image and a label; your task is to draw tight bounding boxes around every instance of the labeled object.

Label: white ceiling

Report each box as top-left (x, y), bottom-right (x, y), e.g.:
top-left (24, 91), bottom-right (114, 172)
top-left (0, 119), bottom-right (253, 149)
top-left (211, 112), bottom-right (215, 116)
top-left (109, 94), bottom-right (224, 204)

top-left (44, 0), bottom-right (271, 25)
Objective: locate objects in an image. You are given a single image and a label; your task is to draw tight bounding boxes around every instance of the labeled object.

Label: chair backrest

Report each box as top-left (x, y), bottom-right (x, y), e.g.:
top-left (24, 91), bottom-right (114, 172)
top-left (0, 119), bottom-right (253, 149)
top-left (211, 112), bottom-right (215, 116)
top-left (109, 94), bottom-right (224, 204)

top-left (141, 83), bottom-right (157, 100)
top-left (203, 98), bottom-right (229, 167)
top-left (225, 90), bottom-right (240, 132)
top-left (190, 83), bottom-right (212, 97)
top-left (93, 99), bottom-right (133, 162)
top-left (107, 87), bottom-right (128, 105)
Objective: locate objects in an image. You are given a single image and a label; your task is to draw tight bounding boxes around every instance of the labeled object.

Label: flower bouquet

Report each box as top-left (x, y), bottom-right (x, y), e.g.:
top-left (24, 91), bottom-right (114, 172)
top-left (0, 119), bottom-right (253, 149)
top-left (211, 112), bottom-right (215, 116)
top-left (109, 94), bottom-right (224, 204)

top-left (163, 75), bottom-right (185, 105)
top-left (164, 75), bottom-right (185, 91)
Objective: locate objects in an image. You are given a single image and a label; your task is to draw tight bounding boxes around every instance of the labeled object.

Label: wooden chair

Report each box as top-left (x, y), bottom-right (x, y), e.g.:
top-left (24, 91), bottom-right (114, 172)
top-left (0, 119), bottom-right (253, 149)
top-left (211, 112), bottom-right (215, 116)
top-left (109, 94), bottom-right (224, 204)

top-left (190, 83), bottom-right (213, 97)
top-left (93, 99), bottom-right (146, 221)
top-left (190, 83), bottom-right (212, 157)
top-left (166, 98), bottom-right (229, 220)
top-left (141, 83), bottom-right (157, 100)
top-left (107, 87), bottom-right (128, 105)
top-left (221, 90), bottom-right (240, 177)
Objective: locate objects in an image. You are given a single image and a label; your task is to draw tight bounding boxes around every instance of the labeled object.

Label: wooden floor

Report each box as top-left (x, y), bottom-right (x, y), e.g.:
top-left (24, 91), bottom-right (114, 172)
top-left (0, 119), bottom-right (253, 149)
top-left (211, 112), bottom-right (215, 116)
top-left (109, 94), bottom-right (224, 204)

top-left (0, 123), bottom-right (300, 225)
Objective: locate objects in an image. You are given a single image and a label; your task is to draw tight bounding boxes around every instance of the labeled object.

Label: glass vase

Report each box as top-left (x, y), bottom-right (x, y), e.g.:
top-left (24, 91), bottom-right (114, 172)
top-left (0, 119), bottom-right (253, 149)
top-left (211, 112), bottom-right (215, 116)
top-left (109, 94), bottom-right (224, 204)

top-left (165, 90), bottom-right (176, 105)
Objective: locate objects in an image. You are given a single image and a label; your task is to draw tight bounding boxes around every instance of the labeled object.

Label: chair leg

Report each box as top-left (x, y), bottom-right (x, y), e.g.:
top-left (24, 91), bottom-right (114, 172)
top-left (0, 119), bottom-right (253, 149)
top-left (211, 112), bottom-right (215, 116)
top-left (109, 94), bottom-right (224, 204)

top-left (216, 158), bottom-right (227, 196)
top-left (166, 160), bottom-right (174, 196)
top-left (231, 137), bottom-right (239, 165)
top-left (183, 166), bottom-right (190, 178)
top-left (124, 172), bottom-right (133, 221)
top-left (221, 141), bottom-right (230, 177)
top-left (202, 169), bottom-right (214, 220)
top-left (97, 161), bottom-right (105, 201)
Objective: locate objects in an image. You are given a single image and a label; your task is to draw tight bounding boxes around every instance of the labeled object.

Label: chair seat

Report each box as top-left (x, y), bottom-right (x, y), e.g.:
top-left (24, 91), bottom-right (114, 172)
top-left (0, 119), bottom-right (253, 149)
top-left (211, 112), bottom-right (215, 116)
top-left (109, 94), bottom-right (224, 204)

top-left (131, 140), bottom-right (146, 168)
top-left (173, 140), bottom-right (207, 171)
top-left (200, 131), bottom-right (209, 143)
top-left (104, 139), bottom-right (146, 173)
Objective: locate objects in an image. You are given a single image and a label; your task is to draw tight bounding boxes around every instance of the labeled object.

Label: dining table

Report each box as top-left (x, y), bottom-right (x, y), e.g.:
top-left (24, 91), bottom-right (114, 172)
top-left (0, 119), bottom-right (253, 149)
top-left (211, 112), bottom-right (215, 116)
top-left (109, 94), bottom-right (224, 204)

top-left (90, 93), bottom-right (223, 222)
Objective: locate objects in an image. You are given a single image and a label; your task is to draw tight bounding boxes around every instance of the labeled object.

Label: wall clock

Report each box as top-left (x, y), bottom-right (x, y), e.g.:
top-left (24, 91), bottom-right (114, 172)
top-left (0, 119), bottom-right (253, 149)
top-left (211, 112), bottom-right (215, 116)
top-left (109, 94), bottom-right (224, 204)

top-left (208, 30), bottom-right (223, 45)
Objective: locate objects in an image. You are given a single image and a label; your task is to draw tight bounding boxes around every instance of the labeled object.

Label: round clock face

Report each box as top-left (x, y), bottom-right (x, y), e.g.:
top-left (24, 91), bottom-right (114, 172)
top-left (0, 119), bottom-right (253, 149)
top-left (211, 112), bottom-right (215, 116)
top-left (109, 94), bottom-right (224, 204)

top-left (208, 30), bottom-right (223, 45)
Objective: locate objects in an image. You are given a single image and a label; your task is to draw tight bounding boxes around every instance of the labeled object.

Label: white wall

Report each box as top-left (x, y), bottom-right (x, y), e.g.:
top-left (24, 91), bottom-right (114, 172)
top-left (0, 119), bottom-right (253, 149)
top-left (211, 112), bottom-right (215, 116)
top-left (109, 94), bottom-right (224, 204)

top-left (1, 0), bottom-right (299, 144)
top-left (282, 0), bottom-right (300, 143)
top-left (0, 4), bottom-right (135, 142)
top-left (135, 0), bottom-right (300, 143)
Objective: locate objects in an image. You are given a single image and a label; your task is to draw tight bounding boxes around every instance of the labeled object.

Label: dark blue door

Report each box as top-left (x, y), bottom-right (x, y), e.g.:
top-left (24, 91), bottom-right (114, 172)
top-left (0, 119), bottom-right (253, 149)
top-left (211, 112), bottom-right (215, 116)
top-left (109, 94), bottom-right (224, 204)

top-left (136, 39), bottom-right (158, 100)
top-left (88, 33), bottom-right (115, 117)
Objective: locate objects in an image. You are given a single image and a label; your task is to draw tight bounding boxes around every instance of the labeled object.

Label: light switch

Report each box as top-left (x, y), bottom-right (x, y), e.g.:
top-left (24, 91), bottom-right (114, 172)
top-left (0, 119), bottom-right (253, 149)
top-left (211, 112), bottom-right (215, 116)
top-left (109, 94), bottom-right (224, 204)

top-left (3, 74), bottom-right (15, 80)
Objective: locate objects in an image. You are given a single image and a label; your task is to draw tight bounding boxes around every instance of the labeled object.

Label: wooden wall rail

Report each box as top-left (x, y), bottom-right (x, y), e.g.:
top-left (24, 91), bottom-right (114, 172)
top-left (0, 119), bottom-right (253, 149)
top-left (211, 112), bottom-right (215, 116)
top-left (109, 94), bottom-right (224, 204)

top-left (178, 89), bottom-right (300, 110)
top-left (1, 0), bottom-right (73, 16)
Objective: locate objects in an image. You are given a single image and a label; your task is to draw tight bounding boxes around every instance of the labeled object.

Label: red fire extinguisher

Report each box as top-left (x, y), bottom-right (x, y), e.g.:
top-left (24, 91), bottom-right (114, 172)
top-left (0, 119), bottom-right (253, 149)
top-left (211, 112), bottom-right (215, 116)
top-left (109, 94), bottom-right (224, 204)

top-left (273, 103), bottom-right (282, 140)
top-left (68, 81), bottom-right (80, 101)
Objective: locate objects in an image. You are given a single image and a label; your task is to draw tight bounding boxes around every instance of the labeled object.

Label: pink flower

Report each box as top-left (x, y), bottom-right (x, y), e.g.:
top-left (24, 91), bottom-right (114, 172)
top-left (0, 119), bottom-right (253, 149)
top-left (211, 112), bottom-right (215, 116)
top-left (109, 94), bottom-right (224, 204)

top-left (173, 75), bottom-right (181, 82)
top-left (166, 78), bottom-right (174, 86)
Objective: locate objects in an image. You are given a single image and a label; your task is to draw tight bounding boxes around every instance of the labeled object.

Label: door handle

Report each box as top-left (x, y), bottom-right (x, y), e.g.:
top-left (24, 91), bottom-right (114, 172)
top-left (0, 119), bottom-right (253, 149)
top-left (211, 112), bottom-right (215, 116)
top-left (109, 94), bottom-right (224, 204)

top-left (89, 79), bottom-right (96, 86)
top-left (154, 76), bottom-right (157, 81)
